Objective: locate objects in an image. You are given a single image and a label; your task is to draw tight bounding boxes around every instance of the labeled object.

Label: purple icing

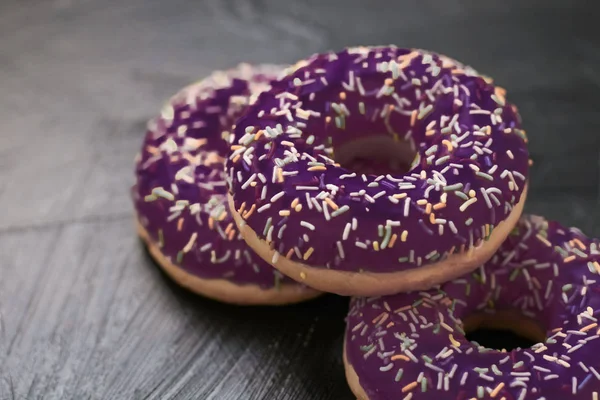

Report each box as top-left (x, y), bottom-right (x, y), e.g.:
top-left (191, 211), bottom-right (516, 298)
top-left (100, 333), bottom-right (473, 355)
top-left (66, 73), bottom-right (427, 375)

top-left (226, 46), bottom-right (529, 273)
top-left (345, 214), bottom-right (600, 399)
top-left (132, 63), bottom-right (300, 289)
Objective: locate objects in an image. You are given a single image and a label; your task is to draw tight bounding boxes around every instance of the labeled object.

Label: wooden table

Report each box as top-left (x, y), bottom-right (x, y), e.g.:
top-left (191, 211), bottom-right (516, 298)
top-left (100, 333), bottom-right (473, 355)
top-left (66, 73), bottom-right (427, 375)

top-left (1, 0), bottom-right (598, 398)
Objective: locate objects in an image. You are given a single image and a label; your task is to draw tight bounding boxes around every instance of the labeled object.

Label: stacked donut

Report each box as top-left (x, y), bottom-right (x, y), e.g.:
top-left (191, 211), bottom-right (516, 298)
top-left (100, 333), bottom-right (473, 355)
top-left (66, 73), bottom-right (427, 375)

top-left (132, 46), bottom-right (600, 399)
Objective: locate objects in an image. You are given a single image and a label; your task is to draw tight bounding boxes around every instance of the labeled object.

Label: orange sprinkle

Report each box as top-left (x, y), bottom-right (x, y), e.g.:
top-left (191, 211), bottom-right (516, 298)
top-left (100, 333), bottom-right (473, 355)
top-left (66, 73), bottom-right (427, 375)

top-left (433, 202), bottom-right (446, 210)
top-left (384, 78), bottom-right (393, 86)
top-left (401, 381), bottom-right (417, 393)
top-left (291, 198), bottom-right (300, 209)
top-left (372, 312), bottom-right (388, 324)
top-left (429, 213), bottom-right (436, 224)
top-left (279, 210), bottom-right (291, 216)
top-left (593, 261), bottom-right (600, 274)
top-left (325, 116), bottom-right (332, 124)
top-left (232, 154), bottom-right (241, 164)
top-left (410, 110), bottom-right (417, 127)
top-left (391, 354), bottom-right (410, 361)
top-left (400, 230), bottom-right (408, 242)
top-left (394, 305), bottom-right (413, 313)
top-left (388, 234), bottom-right (398, 248)
top-left (294, 204), bottom-right (303, 212)
top-left (238, 201), bottom-right (247, 215)
top-left (218, 211), bottom-right (227, 221)
top-left (373, 242), bottom-right (380, 251)
top-left (339, 92), bottom-right (346, 100)
top-left (250, 181), bottom-right (257, 187)
top-left (286, 248), bottom-right (294, 259)
top-left (451, 69), bottom-right (465, 75)
top-left (581, 323), bottom-right (598, 332)
top-left (490, 382), bottom-right (505, 398)
top-left (227, 229), bottom-right (235, 241)
top-left (386, 321), bottom-right (395, 328)
top-left (564, 255), bottom-right (576, 263)
top-left (551, 327), bottom-right (563, 333)
top-left (308, 166), bottom-right (327, 172)
top-left (277, 168), bottom-right (284, 183)
top-left (442, 139), bottom-right (453, 151)
top-left (572, 238), bottom-right (586, 250)
top-left (254, 130), bottom-right (264, 140)
top-left (529, 159), bottom-right (534, 166)
top-left (177, 218), bottom-right (184, 231)
top-left (393, 193), bottom-right (407, 199)
top-left (425, 203), bottom-right (432, 214)
top-left (300, 271), bottom-right (307, 280)
top-left (416, 199), bottom-right (428, 205)
top-left (303, 247), bottom-right (314, 260)
top-left (230, 145), bottom-right (243, 151)
top-left (324, 197), bottom-right (339, 210)
top-left (425, 129), bottom-right (436, 136)
top-left (224, 223), bottom-right (234, 235)
top-left (243, 204), bottom-right (256, 219)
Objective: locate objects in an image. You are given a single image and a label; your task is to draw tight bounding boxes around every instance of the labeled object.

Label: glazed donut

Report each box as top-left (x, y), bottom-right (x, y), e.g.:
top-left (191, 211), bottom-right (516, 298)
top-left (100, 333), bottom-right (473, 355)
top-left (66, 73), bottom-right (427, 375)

top-left (132, 64), bottom-right (321, 305)
top-left (226, 46), bottom-right (529, 296)
top-left (344, 214), bottom-right (600, 400)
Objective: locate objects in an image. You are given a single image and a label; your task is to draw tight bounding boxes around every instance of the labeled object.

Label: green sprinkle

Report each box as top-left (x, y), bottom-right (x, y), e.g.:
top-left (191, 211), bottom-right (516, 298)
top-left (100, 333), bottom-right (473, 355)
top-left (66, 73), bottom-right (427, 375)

top-left (513, 361), bottom-right (524, 369)
top-left (455, 191), bottom-right (469, 200)
top-left (444, 183), bottom-right (464, 192)
top-left (359, 102), bottom-right (366, 114)
top-left (360, 344), bottom-right (374, 352)
top-left (435, 155), bottom-right (450, 165)
top-left (421, 355), bottom-right (432, 363)
top-left (491, 365), bottom-right (502, 375)
top-left (573, 248), bottom-right (587, 258)
top-left (378, 225), bottom-right (384, 237)
top-left (412, 299), bottom-right (424, 308)
top-left (509, 268), bottom-right (520, 281)
top-left (470, 153), bottom-right (478, 160)
top-left (144, 194), bottom-right (158, 202)
top-left (475, 171), bottom-right (494, 181)
top-left (395, 368), bottom-right (403, 382)
top-left (421, 377), bottom-right (427, 392)
top-left (263, 217), bottom-right (273, 236)
top-left (473, 367), bottom-right (488, 374)
top-left (381, 226), bottom-right (393, 249)
top-left (588, 262), bottom-right (597, 274)
top-left (335, 115), bottom-right (345, 129)
top-left (465, 217), bottom-right (474, 226)
top-left (398, 257), bottom-right (409, 263)
top-left (554, 246), bottom-right (568, 256)
top-left (274, 273), bottom-right (281, 291)
top-left (176, 251), bottom-right (184, 263)
top-left (418, 104), bottom-right (433, 119)
top-left (433, 324), bottom-right (440, 334)
top-left (465, 283), bottom-right (471, 296)
top-left (425, 250), bottom-right (438, 260)
top-left (306, 135), bottom-right (315, 145)
top-left (331, 205), bottom-right (350, 217)
top-left (477, 386), bottom-right (484, 398)
top-left (562, 284), bottom-right (573, 292)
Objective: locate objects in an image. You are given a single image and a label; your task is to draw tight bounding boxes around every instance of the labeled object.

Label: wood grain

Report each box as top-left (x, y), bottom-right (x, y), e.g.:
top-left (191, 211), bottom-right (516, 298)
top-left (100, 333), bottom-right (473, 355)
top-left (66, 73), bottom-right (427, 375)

top-left (0, 0), bottom-right (599, 399)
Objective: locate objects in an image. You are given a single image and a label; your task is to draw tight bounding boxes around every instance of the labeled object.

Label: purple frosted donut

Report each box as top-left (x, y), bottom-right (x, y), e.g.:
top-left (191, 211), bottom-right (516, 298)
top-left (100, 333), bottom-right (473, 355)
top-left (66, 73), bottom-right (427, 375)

top-left (344, 214), bottom-right (600, 400)
top-left (132, 63), bottom-right (321, 305)
top-left (226, 46), bottom-right (530, 296)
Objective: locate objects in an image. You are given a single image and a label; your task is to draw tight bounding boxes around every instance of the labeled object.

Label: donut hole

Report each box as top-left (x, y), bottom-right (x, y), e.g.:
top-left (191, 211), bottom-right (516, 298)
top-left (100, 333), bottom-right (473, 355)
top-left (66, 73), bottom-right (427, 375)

top-left (462, 310), bottom-right (547, 351)
top-left (333, 135), bottom-right (417, 176)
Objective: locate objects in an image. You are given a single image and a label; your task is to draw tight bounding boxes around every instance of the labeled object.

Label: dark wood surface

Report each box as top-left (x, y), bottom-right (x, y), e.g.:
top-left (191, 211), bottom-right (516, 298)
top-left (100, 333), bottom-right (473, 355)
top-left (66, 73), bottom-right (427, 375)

top-left (1, 1), bottom-right (599, 399)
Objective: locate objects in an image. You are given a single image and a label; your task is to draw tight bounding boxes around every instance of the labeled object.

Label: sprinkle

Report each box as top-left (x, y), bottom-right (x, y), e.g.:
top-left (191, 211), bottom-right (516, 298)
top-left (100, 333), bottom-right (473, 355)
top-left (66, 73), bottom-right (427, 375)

top-left (300, 221), bottom-right (316, 231)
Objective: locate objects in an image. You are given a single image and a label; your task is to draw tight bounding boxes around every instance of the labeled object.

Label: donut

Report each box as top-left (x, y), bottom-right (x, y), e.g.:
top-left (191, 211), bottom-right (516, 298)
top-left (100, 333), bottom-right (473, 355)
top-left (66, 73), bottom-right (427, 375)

top-left (226, 46), bottom-right (530, 296)
top-left (132, 64), bottom-right (321, 305)
top-left (344, 214), bottom-right (600, 400)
